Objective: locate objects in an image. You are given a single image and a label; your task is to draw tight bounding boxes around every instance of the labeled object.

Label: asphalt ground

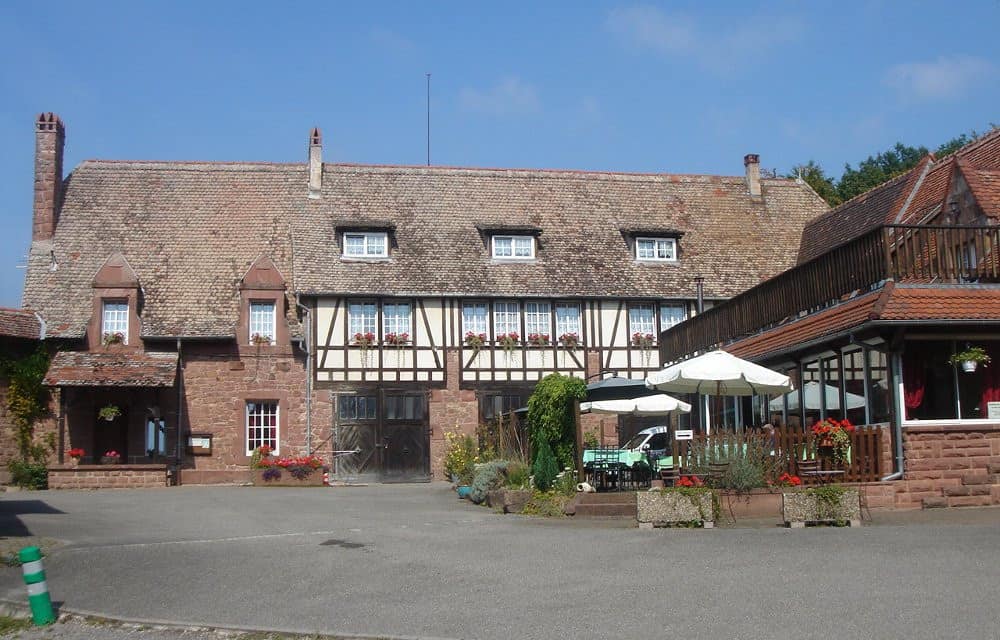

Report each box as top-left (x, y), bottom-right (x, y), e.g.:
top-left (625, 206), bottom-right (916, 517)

top-left (0, 485), bottom-right (998, 640)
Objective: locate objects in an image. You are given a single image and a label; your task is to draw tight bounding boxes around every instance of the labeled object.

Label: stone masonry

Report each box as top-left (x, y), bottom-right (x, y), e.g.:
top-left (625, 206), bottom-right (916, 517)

top-left (895, 424), bottom-right (1000, 509)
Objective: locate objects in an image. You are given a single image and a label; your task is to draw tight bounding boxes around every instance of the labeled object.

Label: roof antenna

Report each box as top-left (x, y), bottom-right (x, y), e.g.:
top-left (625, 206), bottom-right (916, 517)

top-left (426, 73), bottom-right (431, 166)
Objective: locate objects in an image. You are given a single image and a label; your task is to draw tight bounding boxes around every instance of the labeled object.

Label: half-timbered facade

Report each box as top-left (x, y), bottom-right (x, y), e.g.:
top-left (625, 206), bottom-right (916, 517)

top-left (21, 113), bottom-right (828, 485)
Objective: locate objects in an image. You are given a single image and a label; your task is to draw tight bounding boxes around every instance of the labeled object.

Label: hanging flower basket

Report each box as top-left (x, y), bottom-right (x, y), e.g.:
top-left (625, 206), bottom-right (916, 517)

top-left (948, 346), bottom-right (990, 374)
top-left (558, 332), bottom-right (579, 349)
top-left (98, 404), bottom-right (122, 422)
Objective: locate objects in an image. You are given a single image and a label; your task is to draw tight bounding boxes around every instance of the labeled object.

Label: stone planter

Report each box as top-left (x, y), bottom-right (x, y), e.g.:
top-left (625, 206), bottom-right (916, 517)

top-left (251, 468), bottom-right (324, 487)
top-left (718, 489), bottom-right (783, 521)
top-left (487, 489), bottom-right (532, 514)
top-left (100, 456), bottom-right (122, 465)
top-left (637, 489), bottom-right (715, 529)
top-left (782, 488), bottom-right (861, 528)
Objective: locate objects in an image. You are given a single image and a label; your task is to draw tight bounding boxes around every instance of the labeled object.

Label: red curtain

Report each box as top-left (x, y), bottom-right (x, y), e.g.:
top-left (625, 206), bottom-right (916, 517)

top-left (902, 352), bottom-right (925, 420)
top-left (979, 345), bottom-right (1000, 418)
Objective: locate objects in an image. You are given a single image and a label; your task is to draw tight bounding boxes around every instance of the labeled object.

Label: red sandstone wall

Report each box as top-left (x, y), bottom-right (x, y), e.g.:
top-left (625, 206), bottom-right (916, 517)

top-left (894, 425), bottom-right (1000, 508)
top-left (428, 349), bottom-right (479, 480)
top-left (48, 465), bottom-right (168, 489)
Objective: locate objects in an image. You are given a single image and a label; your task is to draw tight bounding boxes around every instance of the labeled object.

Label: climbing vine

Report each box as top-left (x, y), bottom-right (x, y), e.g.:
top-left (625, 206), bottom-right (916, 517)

top-left (0, 346), bottom-right (52, 460)
top-left (526, 373), bottom-right (586, 470)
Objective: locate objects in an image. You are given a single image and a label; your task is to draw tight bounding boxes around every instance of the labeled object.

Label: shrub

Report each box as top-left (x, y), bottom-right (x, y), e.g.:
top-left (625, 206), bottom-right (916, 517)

top-left (504, 461), bottom-right (530, 489)
top-left (532, 439), bottom-right (559, 491)
top-left (718, 457), bottom-right (766, 492)
top-left (552, 467), bottom-right (578, 496)
top-left (526, 373), bottom-right (586, 469)
top-left (469, 460), bottom-right (509, 504)
top-left (9, 460), bottom-right (47, 490)
top-left (443, 430), bottom-right (478, 484)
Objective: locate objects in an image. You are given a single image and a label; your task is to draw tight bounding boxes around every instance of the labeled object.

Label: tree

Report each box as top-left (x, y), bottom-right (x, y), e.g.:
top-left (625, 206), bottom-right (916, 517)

top-left (789, 161), bottom-right (841, 206)
top-left (836, 142), bottom-right (928, 203)
top-left (526, 373), bottom-right (587, 470)
top-left (532, 438), bottom-right (559, 491)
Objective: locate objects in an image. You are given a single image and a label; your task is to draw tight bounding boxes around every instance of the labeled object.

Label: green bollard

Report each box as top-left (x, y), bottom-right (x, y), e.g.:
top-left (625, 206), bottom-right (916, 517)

top-left (18, 546), bottom-right (54, 625)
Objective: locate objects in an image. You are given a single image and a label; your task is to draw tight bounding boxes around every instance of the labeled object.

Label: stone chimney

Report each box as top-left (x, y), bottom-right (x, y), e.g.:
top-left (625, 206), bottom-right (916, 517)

top-left (744, 153), bottom-right (761, 199)
top-left (33, 113), bottom-right (65, 241)
top-left (308, 127), bottom-right (322, 199)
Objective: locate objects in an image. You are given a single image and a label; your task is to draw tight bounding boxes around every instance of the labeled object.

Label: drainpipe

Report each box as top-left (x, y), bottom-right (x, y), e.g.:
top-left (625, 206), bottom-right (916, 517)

top-left (881, 351), bottom-right (905, 481)
top-left (296, 295), bottom-right (313, 455)
top-left (175, 338), bottom-right (184, 486)
top-left (694, 276), bottom-right (707, 433)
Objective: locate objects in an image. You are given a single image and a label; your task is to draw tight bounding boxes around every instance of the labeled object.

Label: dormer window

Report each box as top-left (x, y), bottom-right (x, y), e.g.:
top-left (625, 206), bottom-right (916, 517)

top-left (343, 232), bottom-right (388, 258)
top-left (492, 235), bottom-right (534, 259)
top-left (636, 237), bottom-right (677, 262)
top-left (249, 301), bottom-right (276, 343)
top-left (102, 300), bottom-right (129, 345)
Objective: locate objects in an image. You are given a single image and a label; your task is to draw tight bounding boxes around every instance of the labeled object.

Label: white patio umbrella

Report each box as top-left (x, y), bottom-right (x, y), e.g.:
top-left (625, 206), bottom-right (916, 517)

top-left (581, 394), bottom-right (692, 417)
top-left (645, 350), bottom-right (792, 396)
top-left (768, 381), bottom-right (865, 412)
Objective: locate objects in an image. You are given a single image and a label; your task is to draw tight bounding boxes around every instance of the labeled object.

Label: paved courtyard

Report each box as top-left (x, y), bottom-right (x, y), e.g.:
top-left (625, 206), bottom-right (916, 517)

top-left (0, 485), bottom-right (998, 640)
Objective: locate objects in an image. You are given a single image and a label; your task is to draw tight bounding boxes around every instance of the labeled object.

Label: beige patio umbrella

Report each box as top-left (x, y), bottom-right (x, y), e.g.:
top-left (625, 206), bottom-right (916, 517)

top-left (581, 393), bottom-right (692, 416)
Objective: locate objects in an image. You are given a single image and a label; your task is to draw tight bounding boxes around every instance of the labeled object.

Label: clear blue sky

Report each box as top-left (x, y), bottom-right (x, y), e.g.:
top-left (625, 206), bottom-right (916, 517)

top-left (1, 1), bottom-right (998, 307)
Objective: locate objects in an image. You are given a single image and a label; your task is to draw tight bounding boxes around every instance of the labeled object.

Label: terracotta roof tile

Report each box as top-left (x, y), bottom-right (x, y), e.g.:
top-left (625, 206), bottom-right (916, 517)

top-left (0, 308), bottom-right (42, 340)
top-left (44, 351), bottom-right (177, 387)
top-left (879, 285), bottom-right (1000, 321)
top-left (23, 159), bottom-right (828, 338)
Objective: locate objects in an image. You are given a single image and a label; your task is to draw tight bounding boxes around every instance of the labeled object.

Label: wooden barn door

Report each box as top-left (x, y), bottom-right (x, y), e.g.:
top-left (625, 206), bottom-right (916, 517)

top-left (334, 390), bottom-right (430, 482)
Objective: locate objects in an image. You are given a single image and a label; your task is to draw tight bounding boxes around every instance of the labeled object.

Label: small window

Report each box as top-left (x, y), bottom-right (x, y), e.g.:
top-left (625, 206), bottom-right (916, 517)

top-left (338, 395), bottom-right (377, 421)
top-left (382, 302), bottom-right (411, 339)
top-left (555, 303), bottom-right (581, 338)
top-left (525, 302), bottom-right (550, 337)
top-left (348, 302), bottom-right (377, 336)
top-left (493, 301), bottom-right (520, 338)
top-left (145, 419), bottom-right (166, 457)
top-left (249, 301), bottom-right (276, 343)
top-left (660, 303), bottom-right (687, 331)
top-left (343, 232), bottom-right (388, 258)
top-left (636, 237), bottom-right (677, 262)
top-left (462, 302), bottom-right (488, 335)
top-left (629, 303), bottom-right (655, 336)
top-left (246, 401), bottom-right (279, 455)
top-left (384, 394), bottom-right (426, 421)
top-left (492, 235), bottom-right (534, 259)
top-left (102, 300), bottom-right (129, 345)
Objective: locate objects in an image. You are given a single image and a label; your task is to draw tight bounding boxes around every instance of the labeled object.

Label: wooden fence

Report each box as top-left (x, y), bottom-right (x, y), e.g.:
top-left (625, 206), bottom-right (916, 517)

top-left (673, 426), bottom-right (883, 485)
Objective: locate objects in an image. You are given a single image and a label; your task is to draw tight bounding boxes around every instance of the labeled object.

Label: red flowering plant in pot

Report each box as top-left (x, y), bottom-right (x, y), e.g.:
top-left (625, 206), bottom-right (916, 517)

top-left (101, 450), bottom-right (122, 465)
top-left (67, 448), bottom-right (85, 467)
top-left (772, 472), bottom-right (802, 487)
top-left (527, 333), bottom-right (550, 347)
top-left (811, 418), bottom-right (854, 465)
top-left (383, 332), bottom-right (410, 346)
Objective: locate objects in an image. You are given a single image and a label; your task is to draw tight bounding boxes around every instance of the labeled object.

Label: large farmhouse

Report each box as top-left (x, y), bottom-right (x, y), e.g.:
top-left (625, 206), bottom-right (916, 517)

top-left (18, 113), bottom-right (828, 487)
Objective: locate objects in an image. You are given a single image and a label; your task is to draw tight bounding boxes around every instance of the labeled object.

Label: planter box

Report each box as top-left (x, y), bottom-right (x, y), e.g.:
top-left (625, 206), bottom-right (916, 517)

top-left (487, 489), bottom-right (532, 513)
top-left (718, 489), bottom-right (783, 521)
top-left (782, 488), bottom-right (861, 528)
top-left (637, 489), bottom-right (715, 529)
top-left (251, 468), bottom-right (324, 487)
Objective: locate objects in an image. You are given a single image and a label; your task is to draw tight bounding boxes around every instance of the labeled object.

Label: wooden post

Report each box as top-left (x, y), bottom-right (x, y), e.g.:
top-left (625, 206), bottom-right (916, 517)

top-left (574, 399), bottom-right (584, 482)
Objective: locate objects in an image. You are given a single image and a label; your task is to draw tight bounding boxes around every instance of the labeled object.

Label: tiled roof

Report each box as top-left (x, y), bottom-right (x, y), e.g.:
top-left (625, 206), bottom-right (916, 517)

top-left (879, 284), bottom-right (1000, 321)
top-left (23, 159), bottom-right (828, 338)
top-left (44, 351), bottom-right (177, 387)
top-left (798, 129), bottom-right (1000, 263)
top-left (962, 167), bottom-right (1000, 216)
top-left (726, 290), bottom-right (885, 361)
top-left (0, 308), bottom-right (41, 340)
top-left (726, 283), bottom-right (1000, 362)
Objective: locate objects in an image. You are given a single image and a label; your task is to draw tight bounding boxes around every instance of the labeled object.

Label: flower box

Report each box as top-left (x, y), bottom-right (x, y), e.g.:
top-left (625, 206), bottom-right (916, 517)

top-left (637, 488), bottom-right (716, 528)
top-left (251, 468), bottom-right (324, 487)
top-left (782, 487), bottom-right (861, 528)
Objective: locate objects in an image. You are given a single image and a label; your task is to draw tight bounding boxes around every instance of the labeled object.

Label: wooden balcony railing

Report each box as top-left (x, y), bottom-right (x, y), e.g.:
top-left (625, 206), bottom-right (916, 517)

top-left (662, 225), bottom-right (1000, 360)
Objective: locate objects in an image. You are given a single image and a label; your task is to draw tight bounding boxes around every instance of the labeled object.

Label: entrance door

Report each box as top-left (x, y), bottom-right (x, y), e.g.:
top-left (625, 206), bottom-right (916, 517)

top-left (94, 407), bottom-right (127, 462)
top-left (334, 391), bottom-right (430, 482)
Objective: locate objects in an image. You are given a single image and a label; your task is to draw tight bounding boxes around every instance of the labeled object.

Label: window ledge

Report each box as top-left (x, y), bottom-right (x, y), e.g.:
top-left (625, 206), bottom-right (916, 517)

top-left (490, 258), bottom-right (538, 264)
top-left (341, 257), bottom-right (392, 263)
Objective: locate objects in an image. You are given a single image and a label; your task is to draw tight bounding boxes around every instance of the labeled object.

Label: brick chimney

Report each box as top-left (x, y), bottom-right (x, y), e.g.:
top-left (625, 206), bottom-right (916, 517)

top-left (33, 113), bottom-right (65, 241)
top-left (744, 153), bottom-right (761, 199)
top-left (308, 127), bottom-right (322, 199)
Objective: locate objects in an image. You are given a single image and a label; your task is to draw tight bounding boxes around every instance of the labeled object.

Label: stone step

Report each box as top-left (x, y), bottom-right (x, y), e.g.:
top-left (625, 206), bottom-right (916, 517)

top-left (944, 485), bottom-right (993, 497)
top-left (922, 497), bottom-right (948, 509)
top-left (573, 503), bottom-right (638, 518)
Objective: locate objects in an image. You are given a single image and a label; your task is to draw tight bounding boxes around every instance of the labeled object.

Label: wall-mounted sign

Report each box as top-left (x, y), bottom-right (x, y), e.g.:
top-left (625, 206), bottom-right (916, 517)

top-left (674, 429), bottom-right (693, 441)
top-left (187, 433), bottom-right (212, 456)
top-left (988, 402), bottom-right (1000, 420)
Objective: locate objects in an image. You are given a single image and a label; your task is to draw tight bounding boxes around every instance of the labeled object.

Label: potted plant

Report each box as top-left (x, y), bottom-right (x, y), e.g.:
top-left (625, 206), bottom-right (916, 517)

top-left (948, 346), bottom-right (991, 373)
top-left (464, 331), bottom-right (487, 354)
top-left (251, 332), bottom-right (272, 346)
top-left (98, 404), bottom-right (122, 422)
top-left (527, 333), bottom-right (550, 347)
top-left (353, 331), bottom-right (376, 366)
top-left (102, 331), bottom-right (125, 346)
top-left (810, 418), bottom-right (854, 465)
top-left (384, 332), bottom-right (410, 347)
top-left (101, 450), bottom-right (122, 464)
top-left (631, 332), bottom-right (655, 349)
top-left (496, 332), bottom-right (520, 360)
top-left (67, 448), bottom-right (85, 467)
top-left (558, 332), bottom-right (579, 349)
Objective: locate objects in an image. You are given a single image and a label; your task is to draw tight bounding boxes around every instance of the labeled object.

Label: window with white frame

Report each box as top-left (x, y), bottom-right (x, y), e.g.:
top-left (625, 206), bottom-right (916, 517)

top-left (246, 401), bottom-right (279, 455)
top-left (382, 302), bottom-right (411, 338)
top-left (348, 302), bottom-right (377, 337)
top-left (462, 302), bottom-right (488, 336)
top-left (525, 302), bottom-right (550, 337)
top-left (660, 303), bottom-right (687, 331)
top-left (555, 303), bottom-right (581, 338)
top-left (492, 235), bottom-right (534, 259)
top-left (343, 232), bottom-right (388, 258)
top-left (101, 300), bottom-right (129, 344)
top-left (629, 303), bottom-right (655, 336)
top-left (636, 237), bottom-right (677, 262)
top-left (493, 301), bottom-right (520, 337)
top-left (249, 300), bottom-right (276, 343)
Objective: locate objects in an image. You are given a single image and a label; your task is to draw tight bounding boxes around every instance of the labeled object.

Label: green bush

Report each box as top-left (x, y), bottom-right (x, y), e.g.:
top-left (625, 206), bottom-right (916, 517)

top-left (8, 460), bottom-right (48, 490)
top-left (526, 373), bottom-right (586, 469)
top-left (532, 439), bottom-right (559, 491)
top-left (504, 461), bottom-right (530, 489)
top-left (469, 460), bottom-right (510, 504)
top-left (552, 467), bottom-right (578, 496)
top-left (718, 457), bottom-right (766, 492)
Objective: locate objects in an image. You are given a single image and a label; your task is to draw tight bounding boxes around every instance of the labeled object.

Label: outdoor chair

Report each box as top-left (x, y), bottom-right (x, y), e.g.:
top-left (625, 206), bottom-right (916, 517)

top-left (658, 465), bottom-right (679, 487)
